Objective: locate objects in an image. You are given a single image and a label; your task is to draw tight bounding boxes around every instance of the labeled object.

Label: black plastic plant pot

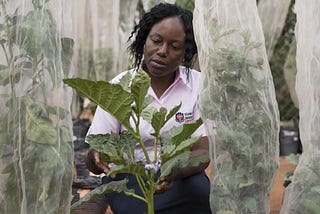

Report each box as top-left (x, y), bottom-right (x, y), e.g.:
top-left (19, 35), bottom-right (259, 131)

top-left (279, 126), bottom-right (302, 156)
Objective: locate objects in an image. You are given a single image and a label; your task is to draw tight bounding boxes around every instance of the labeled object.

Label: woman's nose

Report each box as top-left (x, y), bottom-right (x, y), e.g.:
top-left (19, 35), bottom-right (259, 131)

top-left (157, 44), bottom-right (168, 56)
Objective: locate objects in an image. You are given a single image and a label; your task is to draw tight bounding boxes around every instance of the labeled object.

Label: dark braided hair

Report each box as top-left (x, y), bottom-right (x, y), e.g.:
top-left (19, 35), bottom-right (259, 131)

top-left (128, 3), bottom-right (197, 72)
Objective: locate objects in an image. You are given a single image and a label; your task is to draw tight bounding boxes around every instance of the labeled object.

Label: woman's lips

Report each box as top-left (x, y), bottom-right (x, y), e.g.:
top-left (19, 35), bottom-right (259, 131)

top-left (150, 60), bottom-right (166, 69)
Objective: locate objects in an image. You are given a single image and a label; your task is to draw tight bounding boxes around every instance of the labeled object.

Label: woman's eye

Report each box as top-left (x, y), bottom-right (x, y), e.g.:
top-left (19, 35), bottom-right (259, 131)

top-left (152, 39), bottom-right (161, 44)
top-left (170, 44), bottom-right (180, 50)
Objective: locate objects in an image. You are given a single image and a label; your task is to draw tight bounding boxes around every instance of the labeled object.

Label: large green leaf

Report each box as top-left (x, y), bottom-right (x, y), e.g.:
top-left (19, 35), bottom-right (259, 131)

top-left (87, 134), bottom-right (127, 165)
top-left (108, 163), bottom-right (148, 179)
top-left (160, 126), bottom-right (183, 147)
top-left (15, 9), bottom-right (57, 58)
top-left (118, 131), bottom-right (138, 162)
top-left (165, 103), bottom-right (181, 123)
top-left (160, 150), bottom-right (209, 177)
top-left (25, 105), bottom-right (57, 145)
top-left (63, 78), bottom-right (134, 132)
top-left (151, 107), bottom-right (167, 137)
top-left (151, 103), bottom-right (181, 137)
top-left (171, 118), bottom-right (203, 144)
top-left (47, 106), bottom-right (68, 120)
top-left (118, 71), bottom-right (132, 91)
top-left (87, 131), bottom-right (137, 165)
top-left (71, 179), bottom-right (135, 209)
top-left (142, 96), bottom-right (153, 109)
top-left (61, 37), bottom-right (74, 77)
top-left (141, 106), bottom-right (158, 124)
top-left (60, 125), bottom-right (72, 143)
top-left (162, 118), bottom-right (203, 146)
top-left (131, 70), bottom-right (150, 115)
top-left (160, 151), bottom-right (189, 176)
top-left (161, 136), bottom-right (201, 162)
top-left (0, 65), bottom-right (21, 86)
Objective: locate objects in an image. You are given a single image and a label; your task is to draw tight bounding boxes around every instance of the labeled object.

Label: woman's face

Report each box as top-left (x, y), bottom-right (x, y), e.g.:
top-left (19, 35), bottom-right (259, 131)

top-left (143, 16), bottom-right (186, 78)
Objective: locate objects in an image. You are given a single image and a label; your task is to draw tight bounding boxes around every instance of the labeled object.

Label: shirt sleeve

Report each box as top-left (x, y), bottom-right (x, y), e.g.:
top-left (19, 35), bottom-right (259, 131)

top-left (86, 106), bottom-right (120, 136)
top-left (191, 102), bottom-right (207, 138)
top-left (86, 70), bottom-right (132, 137)
top-left (190, 70), bottom-right (208, 138)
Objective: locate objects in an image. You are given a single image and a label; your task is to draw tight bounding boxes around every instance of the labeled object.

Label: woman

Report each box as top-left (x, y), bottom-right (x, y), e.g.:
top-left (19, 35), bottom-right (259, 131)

top-left (86, 3), bottom-right (211, 214)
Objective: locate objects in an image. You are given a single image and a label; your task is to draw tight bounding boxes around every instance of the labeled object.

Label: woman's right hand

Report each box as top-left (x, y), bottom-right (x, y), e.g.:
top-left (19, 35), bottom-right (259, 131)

top-left (85, 148), bottom-right (111, 176)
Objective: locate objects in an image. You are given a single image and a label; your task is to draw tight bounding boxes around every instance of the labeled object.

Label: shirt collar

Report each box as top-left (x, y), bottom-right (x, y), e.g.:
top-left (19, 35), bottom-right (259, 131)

top-left (133, 65), bottom-right (192, 89)
top-left (173, 66), bottom-right (191, 89)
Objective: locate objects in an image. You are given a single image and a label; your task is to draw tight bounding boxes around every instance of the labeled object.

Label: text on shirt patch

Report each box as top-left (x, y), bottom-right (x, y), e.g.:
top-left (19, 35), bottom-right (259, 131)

top-left (175, 112), bottom-right (193, 123)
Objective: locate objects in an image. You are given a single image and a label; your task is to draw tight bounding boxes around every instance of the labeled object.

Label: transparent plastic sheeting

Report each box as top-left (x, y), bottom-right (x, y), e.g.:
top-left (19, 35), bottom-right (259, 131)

top-left (193, 0), bottom-right (280, 213)
top-left (257, 0), bottom-right (291, 60)
top-left (0, 0), bottom-right (74, 213)
top-left (280, 0), bottom-right (320, 213)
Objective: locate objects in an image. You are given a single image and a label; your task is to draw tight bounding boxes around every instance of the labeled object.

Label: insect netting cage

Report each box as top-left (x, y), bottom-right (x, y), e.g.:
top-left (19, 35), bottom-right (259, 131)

top-left (280, 0), bottom-right (320, 213)
top-left (193, 0), bottom-right (280, 213)
top-left (257, 0), bottom-right (291, 60)
top-left (0, 0), bottom-right (74, 213)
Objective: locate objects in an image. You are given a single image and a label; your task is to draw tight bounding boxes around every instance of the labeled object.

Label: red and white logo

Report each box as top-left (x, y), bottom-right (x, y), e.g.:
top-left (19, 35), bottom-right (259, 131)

top-left (175, 112), bottom-right (184, 123)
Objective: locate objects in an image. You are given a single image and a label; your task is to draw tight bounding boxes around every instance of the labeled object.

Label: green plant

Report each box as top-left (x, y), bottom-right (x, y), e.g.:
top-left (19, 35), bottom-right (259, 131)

top-left (0, 0), bottom-right (74, 213)
top-left (283, 153), bottom-right (300, 187)
top-left (64, 70), bottom-right (208, 214)
top-left (282, 149), bottom-right (320, 213)
top-left (198, 20), bottom-right (279, 213)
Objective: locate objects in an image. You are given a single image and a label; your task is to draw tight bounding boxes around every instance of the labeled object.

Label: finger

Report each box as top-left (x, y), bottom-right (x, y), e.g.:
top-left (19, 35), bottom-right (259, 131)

top-left (96, 161), bottom-right (109, 174)
top-left (155, 185), bottom-right (166, 194)
top-left (159, 176), bottom-right (166, 182)
top-left (159, 175), bottom-right (174, 183)
top-left (155, 182), bottom-right (172, 193)
top-left (93, 152), bottom-right (111, 174)
top-left (110, 173), bottom-right (117, 179)
top-left (94, 151), bottom-right (101, 163)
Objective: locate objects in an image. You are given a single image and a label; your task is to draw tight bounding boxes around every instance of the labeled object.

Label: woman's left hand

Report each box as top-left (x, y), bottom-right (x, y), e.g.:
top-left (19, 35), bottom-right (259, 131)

top-left (155, 176), bottom-right (174, 194)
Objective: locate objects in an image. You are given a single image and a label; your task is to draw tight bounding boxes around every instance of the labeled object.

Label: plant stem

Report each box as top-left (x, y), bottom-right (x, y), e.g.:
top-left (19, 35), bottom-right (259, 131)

top-left (132, 111), bottom-right (151, 164)
top-left (147, 196), bottom-right (154, 214)
top-left (153, 136), bottom-right (159, 164)
top-left (146, 171), bottom-right (155, 214)
top-left (135, 174), bottom-right (147, 197)
top-left (125, 192), bottom-right (148, 203)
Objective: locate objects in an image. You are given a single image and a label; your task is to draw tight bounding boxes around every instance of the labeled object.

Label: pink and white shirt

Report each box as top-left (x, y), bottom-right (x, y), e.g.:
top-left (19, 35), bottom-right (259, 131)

top-left (87, 66), bottom-right (206, 168)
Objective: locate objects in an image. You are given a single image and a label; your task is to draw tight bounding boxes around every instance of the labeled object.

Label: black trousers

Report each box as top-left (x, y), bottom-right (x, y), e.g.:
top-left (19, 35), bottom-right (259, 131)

top-left (102, 171), bottom-right (212, 214)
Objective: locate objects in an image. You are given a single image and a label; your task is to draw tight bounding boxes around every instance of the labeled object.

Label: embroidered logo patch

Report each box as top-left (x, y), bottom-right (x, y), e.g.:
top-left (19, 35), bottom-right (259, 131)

top-left (175, 112), bottom-right (184, 123)
top-left (184, 112), bottom-right (194, 122)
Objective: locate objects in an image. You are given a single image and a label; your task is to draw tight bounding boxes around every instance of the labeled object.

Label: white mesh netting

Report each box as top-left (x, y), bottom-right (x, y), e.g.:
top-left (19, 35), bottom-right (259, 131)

top-left (257, 0), bottom-right (291, 60)
top-left (280, 0), bottom-right (320, 213)
top-left (72, 0), bottom-right (138, 81)
top-left (0, 0), bottom-right (74, 213)
top-left (193, 0), bottom-right (280, 213)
